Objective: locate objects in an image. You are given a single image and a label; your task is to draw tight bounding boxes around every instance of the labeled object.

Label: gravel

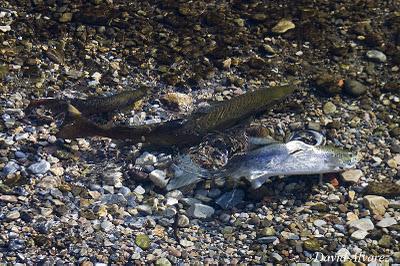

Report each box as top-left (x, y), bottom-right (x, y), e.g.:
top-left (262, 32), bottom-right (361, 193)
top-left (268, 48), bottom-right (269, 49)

top-left (0, 0), bottom-right (399, 264)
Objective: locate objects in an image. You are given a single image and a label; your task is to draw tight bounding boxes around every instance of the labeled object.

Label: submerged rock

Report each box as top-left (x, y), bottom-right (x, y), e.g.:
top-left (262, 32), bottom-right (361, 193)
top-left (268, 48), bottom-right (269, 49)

top-left (187, 203), bottom-right (214, 219)
top-left (135, 234), bottom-right (151, 250)
top-left (341, 169), bottom-right (363, 183)
top-left (363, 195), bottom-right (389, 215)
top-left (162, 92), bottom-right (193, 111)
top-left (216, 189), bottom-right (245, 209)
top-left (149, 169), bottom-right (169, 188)
top-left (366, 50), bottom-right (387, 63)
top-left (28, 160), bottom-right (50, 174)
top-left (376, 217), bottom-right (397, 228)
top-left (348, 218), bottom-right (374, 231)
top-left (272, 19), bottom-right (295, 33)
top-left (344, 80), bottom-right (367, 96)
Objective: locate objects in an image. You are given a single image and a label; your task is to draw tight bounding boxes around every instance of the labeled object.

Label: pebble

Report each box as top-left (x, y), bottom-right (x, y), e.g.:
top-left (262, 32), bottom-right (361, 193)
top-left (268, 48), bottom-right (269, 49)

top-left (271, 19), bottom-right (295, 33)
top-left (344, 80), bottom-right (367, 96)
top-left (303, 239), bottom-right (321, 251)
top-left (7, 210), bottom-right (20, 220)
top-left (327, 194), bottom-right (340, 203)
top-left (134, 185), bottom-right (146, 195)
top-left (323, 101), bottom-right (336, 114)
top-left (334, 224), bottom-right (346, 233)
top-left (257, 236), bottom-right (278, 244)
top-left (376, 217), bottom-right (397, 228)
top-left (179, 239), bottom-right (194, 247)
top-left (100, 220), bottom-right (113, 231)
top-left (271, 252), bottom-right (283, 262)
top-left (135, 234), bottom-right (151, 250)
top-left (0, 25), bottom-right (11, 32)
top-left (313, 219), bottom-right (327, 227)
top-left (187, 203), bottom-right (215, 219)
top-left (102, 169), bottom-right (123, 187)
top-left (351, 229), bottom-right (369, 240)
top-left (149, 169), bottom-right (169, 188)
top-left (3, 161), bottom-right (20, 175)
top-left (155, 258), bottom-right (172, 266)
top-left (177, 215), bottom-right (190, 227)
top-left (162, 92), bottom-right (193, 111)
top-left (0, 195), bottom-right (18, 203)
top-left (363, 195), bottom-right (389, 215)
top-left (136, 152), bottom-right (157, 165)
top-left (59, 12), bottom-right (73, 23)
top-left (341, 169), bottom-right (363, 183)
top-left (366, 50), bottom-right (387, 63)
top-left (348, 218), bottom-right (374, 231)
top-left (28, 160), bottom-right (50, 174)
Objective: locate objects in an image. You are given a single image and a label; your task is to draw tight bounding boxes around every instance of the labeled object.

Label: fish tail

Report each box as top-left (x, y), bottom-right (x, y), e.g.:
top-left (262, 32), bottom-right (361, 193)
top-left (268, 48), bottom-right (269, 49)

top-left (25, 99), bottom-right (68, 114)
top-left (56, 104), bottom-right (107, 139)
top-left (166, 155), bottom-right (211, 191)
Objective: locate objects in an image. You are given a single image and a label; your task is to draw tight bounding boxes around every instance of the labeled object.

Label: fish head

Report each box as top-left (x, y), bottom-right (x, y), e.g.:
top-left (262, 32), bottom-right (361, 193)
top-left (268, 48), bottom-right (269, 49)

top-left (320, 146), bottom-right (359, 171)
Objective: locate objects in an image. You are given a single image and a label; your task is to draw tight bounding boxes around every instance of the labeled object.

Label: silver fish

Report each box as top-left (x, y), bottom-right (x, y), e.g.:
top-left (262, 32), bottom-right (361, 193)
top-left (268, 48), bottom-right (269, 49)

top-left (167, 140), bottom-right (358, 191)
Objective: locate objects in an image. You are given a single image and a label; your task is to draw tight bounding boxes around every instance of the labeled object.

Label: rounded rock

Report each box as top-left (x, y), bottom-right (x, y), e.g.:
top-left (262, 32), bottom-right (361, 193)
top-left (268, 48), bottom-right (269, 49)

top-left (366, 50), bottom-right (387, 63)
top-left (344, 80), bottom-right (367, 96)
top-left (28, 160), bottom-right (51, 174)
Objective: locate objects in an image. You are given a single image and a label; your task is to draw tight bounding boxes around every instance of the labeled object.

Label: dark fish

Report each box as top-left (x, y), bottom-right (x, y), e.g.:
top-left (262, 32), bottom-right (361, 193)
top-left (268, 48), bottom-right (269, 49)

top-left (26, 86), bottom-right (150, 116)
top-left (363, 180), bottom-right (400, 198)
top-left (55, 85), bottom-right (294, 148)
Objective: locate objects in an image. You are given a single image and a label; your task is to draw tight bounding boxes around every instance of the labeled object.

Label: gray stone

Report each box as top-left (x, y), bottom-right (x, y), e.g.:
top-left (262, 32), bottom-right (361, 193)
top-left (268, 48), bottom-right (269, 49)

top-left (376, 217), bottom-right (397, 228)
top-left (0, 195), bottom-right (18, 203)
top-left (348, 218), bottom-right (374, 231)
top-left (119, 186), bottom-right (131, 195)
top-left (135, 152), bottom-right (157, 165)
top-left (103, 185), bottom-right (114, 194)
top-left (137, 204), bottom-right (153, 215)
top-left (271, 252), bottom-right (283, 262)
top-left (179, 239), bottom-right (194, 247)
top-left (101, 220), bottom-right (114, 231)
top-left (7, 210), bottom-right (20, 220)
top-left (28, 160), bottom-right (50, 174)
top-left (351, 229), bottom-right (369, 240)
top-left (366, 50), bottom-right (387, 63)
top-left (216, 189), bottom-right (245, 210)
top-left (327, 194), bottom-right (340, 203)
top-left (155, 257), bottom-right (172, 266)
top-left (101, 194), bottom-right (127, 206)
top-left (133, 185), bottom-right (146, 195)
top-left (149, 169), bottom-right (169, 188)
top-left (344, 80), bottom-right (367, 96)
top-left (187, 203), bottom-right (214, 219)
top-left (3, 161), bottom-right (20, 175)
top-left (313, 219), bottom-right (327, 228)
top-left (334, 224), bottom-right (346, 233)
top-left (257, 236), bottom-right (278, 244)
top-left (102, 169), bottom-right (123, 187)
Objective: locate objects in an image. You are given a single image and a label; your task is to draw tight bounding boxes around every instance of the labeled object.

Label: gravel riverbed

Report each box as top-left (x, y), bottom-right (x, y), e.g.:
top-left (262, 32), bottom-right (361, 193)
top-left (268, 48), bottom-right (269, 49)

top-left (0, 0), bottom-right (399, 265)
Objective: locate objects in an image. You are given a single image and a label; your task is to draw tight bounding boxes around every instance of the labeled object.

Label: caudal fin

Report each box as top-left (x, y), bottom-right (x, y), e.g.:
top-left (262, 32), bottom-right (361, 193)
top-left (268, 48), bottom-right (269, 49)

top-left (56, 104), bottom-right (106, 139)
top-left (166, 155), bottom-right (211, 191)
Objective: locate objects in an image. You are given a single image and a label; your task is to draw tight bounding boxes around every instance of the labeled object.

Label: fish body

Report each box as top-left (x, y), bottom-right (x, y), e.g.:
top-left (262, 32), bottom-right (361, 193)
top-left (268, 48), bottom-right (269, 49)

top-left (223, 140), bottom-right (357, 189)
top-left (167, 140), bottom-right (358, 190)
top-left (52, 85), bottom-right (294, 148)
top-left (186, 85), bottom-right (294, 134)
top-left (26, 86), bottom-right (150, 116)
